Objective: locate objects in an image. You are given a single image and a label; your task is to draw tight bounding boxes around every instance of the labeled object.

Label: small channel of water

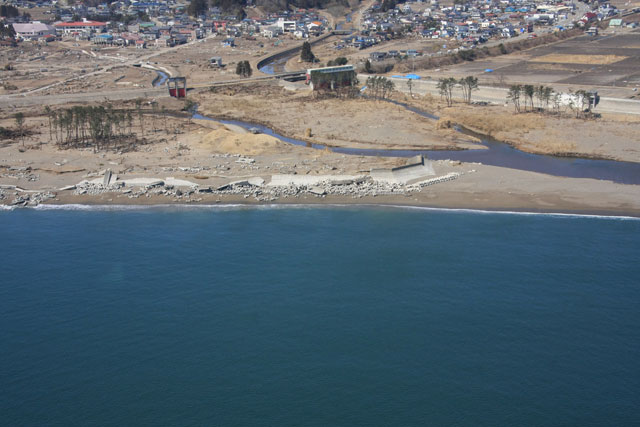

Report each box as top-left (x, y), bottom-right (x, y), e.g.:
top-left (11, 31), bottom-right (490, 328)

top-left (210, 56), bottom-right (640, 185)
top-left (152, 70), bottom-right (169, 87)
top-left (194, 110), bottom-right (640, 185)
top-left (259, 56), bottom-right (289, 75)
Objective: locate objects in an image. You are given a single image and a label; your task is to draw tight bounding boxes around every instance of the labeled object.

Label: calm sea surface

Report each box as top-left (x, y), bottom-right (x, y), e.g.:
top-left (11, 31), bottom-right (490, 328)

top-left (1, 206), bottom-right (639, 426)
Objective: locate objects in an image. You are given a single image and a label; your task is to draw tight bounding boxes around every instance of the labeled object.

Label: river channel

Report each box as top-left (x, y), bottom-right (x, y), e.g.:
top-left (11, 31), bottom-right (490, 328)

top-left (152, 70), bottom-right (169, 87)
top-left (194, 54), bottom-right (640, 185)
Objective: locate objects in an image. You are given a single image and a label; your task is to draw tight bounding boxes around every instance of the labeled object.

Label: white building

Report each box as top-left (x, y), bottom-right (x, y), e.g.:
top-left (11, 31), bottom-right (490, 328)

top-left (276, 18), bottom-right (296, 32)
top-left (54, 20), bottom-right (107, 35)
top-left (12, 22), bottom-right (56, 40)
top-left (261, 26), bottom-right (282, 38)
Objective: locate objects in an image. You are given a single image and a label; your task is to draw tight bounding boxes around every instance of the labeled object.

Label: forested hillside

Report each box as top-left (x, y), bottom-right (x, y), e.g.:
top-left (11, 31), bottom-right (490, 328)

top-left (189, 0), bottom-right (354, 16)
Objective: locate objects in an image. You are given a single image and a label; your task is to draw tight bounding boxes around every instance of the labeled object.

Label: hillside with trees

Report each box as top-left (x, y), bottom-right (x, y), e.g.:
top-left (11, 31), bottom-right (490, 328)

top-left (188, 0), bottom-right (354, 15)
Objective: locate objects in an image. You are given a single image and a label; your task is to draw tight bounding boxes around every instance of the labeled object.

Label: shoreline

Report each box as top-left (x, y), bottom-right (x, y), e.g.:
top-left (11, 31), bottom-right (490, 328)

top-left (4, 193), bottom-right (639, 219)
top-left (3, 96), bottom-right (640, 220)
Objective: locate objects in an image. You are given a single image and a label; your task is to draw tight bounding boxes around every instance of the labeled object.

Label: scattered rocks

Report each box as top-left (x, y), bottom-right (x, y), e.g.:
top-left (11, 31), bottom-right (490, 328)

top-left (10, 168), bottom-right (465, 207)
top-left (235, 157), bottom-right (255, 164)
top-left (146, 180), bottom-right (164, 188)
top-left (1, 166), bottom-right (39, 182)
top-left (408, 173), bottom-right (461, 189)
top-left (8, 191), bottom-right (56, 207)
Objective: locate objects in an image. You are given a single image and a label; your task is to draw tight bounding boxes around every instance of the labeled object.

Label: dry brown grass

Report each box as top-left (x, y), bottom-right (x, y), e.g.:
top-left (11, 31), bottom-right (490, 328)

top-left (521, 128), bottom-right (577, 154)
top-left (444, 109), bottom-right (583, 154)
top-left (440, 108), bottom-right (544, 137)
top-left (530, 54), bottom-right (627, 65)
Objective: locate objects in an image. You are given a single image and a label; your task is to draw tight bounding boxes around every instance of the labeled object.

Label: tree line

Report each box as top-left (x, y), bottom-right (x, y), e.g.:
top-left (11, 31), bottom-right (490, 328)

top-left (326, 57), bottom-right (348, 67)
top-left (507, 85), bottom-right (599, 118)
top-left (436, 76), bottom-right (479, 106)
top-left (41, 102), bottom-right (169, 152)
top-left (366, 76), bottom-right (395, 100)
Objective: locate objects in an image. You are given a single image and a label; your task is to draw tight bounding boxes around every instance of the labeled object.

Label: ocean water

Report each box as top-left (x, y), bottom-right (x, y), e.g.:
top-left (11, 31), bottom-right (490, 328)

top-left (1, 206), bottom-right (639, 426)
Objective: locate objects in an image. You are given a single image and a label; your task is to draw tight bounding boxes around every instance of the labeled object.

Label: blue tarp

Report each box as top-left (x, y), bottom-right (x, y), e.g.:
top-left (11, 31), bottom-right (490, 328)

top-left (391, 74), bottom-right (422, 79)
top-left (484, 69), bottom-right (494, 73)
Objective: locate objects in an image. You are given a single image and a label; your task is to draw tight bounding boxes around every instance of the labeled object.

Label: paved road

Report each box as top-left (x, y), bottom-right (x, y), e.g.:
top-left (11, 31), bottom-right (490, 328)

top-left (379, 75), bottom-right (640, 115)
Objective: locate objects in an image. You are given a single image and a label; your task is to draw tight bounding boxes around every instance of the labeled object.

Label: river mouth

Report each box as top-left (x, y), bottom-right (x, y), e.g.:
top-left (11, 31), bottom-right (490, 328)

top-left (194, 109), bottom-right (640, 185)
top-left (207, 57), bottom-right (640, 185)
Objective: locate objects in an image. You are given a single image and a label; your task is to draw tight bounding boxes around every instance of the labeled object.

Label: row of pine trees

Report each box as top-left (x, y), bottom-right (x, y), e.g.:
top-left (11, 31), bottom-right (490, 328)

top-left (43, 102), bottom-right (171, 151)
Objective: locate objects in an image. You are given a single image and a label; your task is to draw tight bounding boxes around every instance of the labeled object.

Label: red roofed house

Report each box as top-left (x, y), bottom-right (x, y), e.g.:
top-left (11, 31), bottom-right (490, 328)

top-left (55, 20), bottom-right (107, 35)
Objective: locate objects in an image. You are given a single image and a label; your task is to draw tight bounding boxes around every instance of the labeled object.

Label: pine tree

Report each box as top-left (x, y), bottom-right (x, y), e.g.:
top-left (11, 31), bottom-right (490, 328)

top-left (364, 59), bottom-right (373, 74)
top-left (300, 41), bottom-right (315, 62)
top-left (236, 61), bottom-right (252, 77)
top-left (14, 112), bottom-right (24, 147)
top-left (243, 61), bottom-right (252, 77)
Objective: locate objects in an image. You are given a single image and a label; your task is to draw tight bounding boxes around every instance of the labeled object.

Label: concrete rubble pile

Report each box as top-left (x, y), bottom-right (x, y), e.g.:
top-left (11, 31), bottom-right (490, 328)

top-left (1, 166), bottom-right (40, 182)
top-left (9, 191), bottom-right (57, 207)
top-left (65, 171), bottom-right (463, 203)
top-left (3, 158), bottom-right (467, 207)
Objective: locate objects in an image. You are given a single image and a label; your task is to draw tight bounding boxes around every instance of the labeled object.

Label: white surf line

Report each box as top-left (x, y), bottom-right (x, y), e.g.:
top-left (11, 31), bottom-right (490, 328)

top-left (13, 203), bottom-right (640, 221)
top-left (384, 204), bottom-right (640, 221)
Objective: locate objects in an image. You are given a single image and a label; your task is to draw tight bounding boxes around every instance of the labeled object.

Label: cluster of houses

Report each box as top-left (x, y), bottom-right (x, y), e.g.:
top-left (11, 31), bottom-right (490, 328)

top-left (354, 0), bottom-right (621, 48)
top-left (1, 0), bottom-right (629, 52)
top-left (2, 0), bottom-right (330, 48)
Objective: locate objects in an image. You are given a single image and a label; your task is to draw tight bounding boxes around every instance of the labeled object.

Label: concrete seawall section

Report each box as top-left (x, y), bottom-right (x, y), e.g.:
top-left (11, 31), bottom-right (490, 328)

top-left (371, 155), bottom-right (435, 184)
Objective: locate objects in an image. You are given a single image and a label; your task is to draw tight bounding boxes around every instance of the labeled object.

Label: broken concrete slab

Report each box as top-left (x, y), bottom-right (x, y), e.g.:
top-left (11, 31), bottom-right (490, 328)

top-left (371, 159), bottom-right (435, 185)
top-left (329, 178), bottom-right (355, 186)
top-left (268, 174), bottom-right (364, 187)
top-left (406, 154), bottom-right (424, 166)
top-left (248, 177), bottom-right (265, 187)
top-left (103, 169), bottom-right (112, 186)
top-left (309, 186), bottom-right (327, 196)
